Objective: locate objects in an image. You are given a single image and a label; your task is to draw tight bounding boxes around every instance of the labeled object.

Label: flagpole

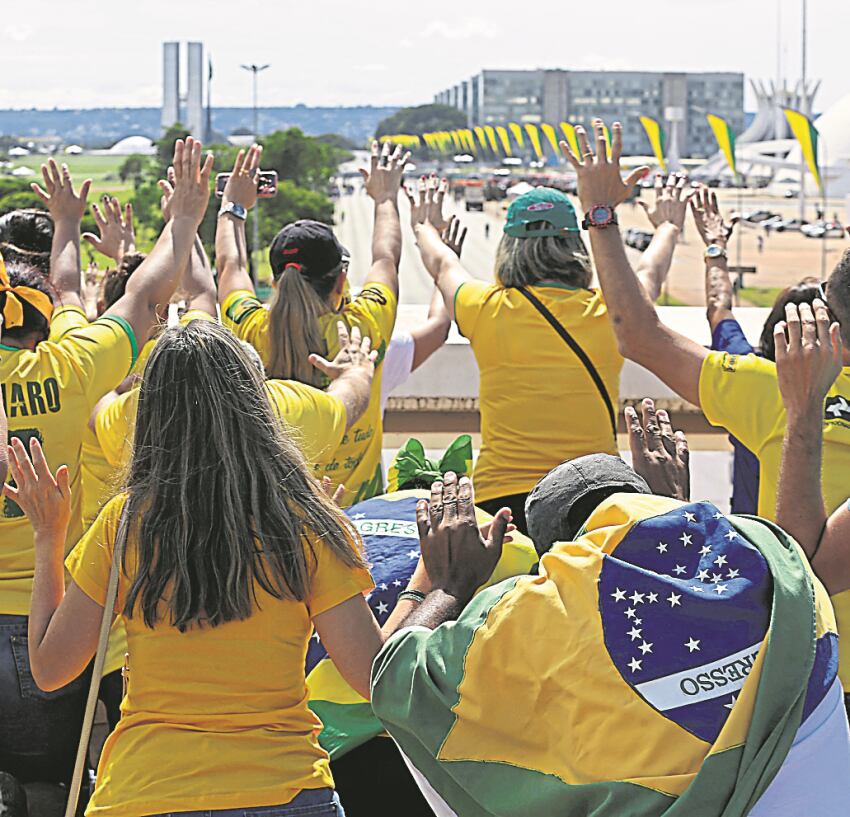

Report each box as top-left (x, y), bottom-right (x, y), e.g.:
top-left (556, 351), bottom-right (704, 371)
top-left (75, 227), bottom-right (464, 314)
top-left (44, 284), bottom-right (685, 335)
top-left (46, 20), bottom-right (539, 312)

top-left (821, 140), bottom-right (828, 280)
top-left (799, 0), bottom-right (808, 222)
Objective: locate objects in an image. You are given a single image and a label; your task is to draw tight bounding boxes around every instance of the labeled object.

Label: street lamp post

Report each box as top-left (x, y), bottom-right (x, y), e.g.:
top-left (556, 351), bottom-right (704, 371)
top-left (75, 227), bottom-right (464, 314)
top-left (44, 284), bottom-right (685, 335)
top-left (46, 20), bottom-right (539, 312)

top-left (241, 63), bottom-right (270, 284)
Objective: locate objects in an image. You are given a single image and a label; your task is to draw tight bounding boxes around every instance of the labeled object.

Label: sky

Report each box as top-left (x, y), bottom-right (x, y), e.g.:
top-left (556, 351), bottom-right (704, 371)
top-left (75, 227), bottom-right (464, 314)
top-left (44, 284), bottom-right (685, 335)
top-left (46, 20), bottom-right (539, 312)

top-left (1, 0), bottom-right (846, 113)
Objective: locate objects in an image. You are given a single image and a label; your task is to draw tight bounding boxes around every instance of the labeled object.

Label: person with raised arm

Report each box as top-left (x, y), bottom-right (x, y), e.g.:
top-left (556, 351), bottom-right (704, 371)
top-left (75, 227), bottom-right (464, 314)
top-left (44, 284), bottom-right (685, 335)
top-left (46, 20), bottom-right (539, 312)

top-left (562, 117), bottom-right (850, 714)
top-left (0, 136), bottom-right (212, 795)
top-left (406, 170), bottom-right (684, 532)
top-left (218, 142), bottom-right (408, 506)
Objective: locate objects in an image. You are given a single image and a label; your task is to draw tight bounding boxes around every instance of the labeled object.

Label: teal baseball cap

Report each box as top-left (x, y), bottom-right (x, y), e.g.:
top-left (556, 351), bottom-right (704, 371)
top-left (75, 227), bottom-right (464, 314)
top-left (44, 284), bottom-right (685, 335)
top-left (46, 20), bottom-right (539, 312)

top-left (504, 187), bottom-right (580, 238)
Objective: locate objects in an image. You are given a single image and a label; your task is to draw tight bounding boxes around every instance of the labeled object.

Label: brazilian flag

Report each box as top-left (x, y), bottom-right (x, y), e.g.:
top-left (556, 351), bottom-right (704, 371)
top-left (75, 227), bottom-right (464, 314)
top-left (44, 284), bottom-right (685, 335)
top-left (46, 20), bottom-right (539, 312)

top-left (306, 490), bottom-right (538, 758)
top-left (371, 494), bottom-right (838, 816)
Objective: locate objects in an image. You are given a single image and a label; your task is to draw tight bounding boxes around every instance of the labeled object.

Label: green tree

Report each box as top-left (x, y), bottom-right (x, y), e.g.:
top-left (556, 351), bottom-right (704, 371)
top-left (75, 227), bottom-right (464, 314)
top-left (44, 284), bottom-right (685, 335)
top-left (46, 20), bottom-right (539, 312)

top-left (261, 128), bottom-right (338, 191)
top-left (118, 155), bottom-right (146, 182)
top-left (375, 104), bottom-right (467, 139)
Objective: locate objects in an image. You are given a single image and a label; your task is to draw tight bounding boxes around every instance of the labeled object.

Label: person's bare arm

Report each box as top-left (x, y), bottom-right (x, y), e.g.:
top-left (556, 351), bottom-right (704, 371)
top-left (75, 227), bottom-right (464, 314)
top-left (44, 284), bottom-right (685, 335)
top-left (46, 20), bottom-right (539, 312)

top-left (216, 145), bottom-right (261, 304)
top-left (634, 174), bottom-right (694, 302)
top-left (0, 334), bottom-right (7, 485)
top-left (561, 121), bottom-right (708, 407)
top-left (104, 138), bottom-right (214, 347)
top-left (774, 300), bottom-right (850, 593)
top-left (691, 187), bottom-right (736, 331)
top-left (32, 160), bottom-right (92, 311)
top-left (360, 142), bottom-right (411, 299)
top-left (410, 287), bottom-right (451, 371)
top-left (309, 322), bottom-right (377, 431)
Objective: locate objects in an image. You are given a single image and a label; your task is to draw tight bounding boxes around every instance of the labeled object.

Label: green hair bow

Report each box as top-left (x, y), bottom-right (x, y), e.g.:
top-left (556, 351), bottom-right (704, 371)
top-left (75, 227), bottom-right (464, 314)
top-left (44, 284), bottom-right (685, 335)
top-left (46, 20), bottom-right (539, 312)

top-left (386, 435), bottom-right (473, 493)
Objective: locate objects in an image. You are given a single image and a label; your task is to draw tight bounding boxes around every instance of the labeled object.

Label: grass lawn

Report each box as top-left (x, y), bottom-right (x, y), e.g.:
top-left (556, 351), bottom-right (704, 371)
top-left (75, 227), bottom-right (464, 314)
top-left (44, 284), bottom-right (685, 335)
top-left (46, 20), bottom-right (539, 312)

top-left (738, 287), bottom-right (783, 308)
top-left (5, 153), bottom-right (134, 201)
top-left (656, 291), bottom-right (687, 306)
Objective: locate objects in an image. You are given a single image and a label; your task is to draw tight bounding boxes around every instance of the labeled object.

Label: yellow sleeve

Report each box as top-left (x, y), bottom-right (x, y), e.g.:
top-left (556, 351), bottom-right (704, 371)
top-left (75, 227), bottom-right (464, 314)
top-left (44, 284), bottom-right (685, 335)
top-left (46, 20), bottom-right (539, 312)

top-left (344, 282), bottom-right (398, 357)
top-left (307, 536), bottom-right (374, 618)
top-left (265, 380), bottom-right (347, 465)
top-left (179, 309), bottom-right (216, 325)
top-left (48, 305), bottom-right (89, 342)
top-left (699, 351), bottom-right (784, 452)
top-left (221, 289), bottom-right (268, 348)
top-left (95, 389), bottom-right (139, 468)
top-left (57, 316), bottom-right (138, 406)
top-left (454, 280), bottom-right (498, 341)
top-left (65, 494), bottom-right (128, 610)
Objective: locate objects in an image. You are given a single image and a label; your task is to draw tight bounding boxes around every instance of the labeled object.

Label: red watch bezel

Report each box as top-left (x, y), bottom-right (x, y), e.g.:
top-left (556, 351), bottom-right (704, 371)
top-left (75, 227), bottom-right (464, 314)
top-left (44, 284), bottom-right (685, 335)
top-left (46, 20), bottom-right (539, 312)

top-left (582, 205), bottom-right (617, 229)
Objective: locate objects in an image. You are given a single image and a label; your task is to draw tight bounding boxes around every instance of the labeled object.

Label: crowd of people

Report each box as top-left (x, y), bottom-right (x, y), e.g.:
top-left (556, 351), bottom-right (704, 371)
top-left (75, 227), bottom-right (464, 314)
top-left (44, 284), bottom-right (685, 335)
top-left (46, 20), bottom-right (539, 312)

top-left (1, 120), bottom-right (849, 817)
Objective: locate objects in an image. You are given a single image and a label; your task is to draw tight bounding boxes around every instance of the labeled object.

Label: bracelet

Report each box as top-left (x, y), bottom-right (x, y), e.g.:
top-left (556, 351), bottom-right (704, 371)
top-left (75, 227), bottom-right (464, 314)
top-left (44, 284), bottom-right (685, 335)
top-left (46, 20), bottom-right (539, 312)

top-left (398, 589), bottom-right (426, 604)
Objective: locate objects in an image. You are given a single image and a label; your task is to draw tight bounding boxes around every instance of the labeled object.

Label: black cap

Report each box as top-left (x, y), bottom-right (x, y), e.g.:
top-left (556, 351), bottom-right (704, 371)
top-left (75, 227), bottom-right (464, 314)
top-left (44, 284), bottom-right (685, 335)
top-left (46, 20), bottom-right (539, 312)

top-left (525, 454), bottom-right (651, 556)
top-left (269, 220), bottom-right (349, 280)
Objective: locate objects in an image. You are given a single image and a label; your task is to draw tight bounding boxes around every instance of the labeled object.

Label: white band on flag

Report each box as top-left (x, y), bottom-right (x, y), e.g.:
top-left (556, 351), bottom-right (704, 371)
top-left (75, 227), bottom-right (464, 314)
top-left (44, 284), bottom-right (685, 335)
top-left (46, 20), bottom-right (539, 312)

top-left (352, 518), bottom-right (419, 539)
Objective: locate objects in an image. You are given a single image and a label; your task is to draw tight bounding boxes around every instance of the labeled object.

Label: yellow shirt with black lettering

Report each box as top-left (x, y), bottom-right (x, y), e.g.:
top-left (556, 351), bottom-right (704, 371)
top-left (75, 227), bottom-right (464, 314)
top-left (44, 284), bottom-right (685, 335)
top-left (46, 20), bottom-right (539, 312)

top-left (700, 350), bottom-right (850, 687)
top-left (66, 493), bottom-right (373, 816)
top-left (96, 379), bottom-right (346, 474)
top-left (222, 285), bottom-right (397, 506)
top-left (0, 316), bottom-right (137, 615)
top-left (454, 281), bottom-right (623, 502)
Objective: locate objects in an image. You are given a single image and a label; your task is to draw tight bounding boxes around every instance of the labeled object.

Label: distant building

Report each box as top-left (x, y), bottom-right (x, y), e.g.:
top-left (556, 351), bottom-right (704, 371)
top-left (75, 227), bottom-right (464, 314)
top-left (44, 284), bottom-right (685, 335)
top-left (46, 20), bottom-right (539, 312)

top-left (186, 42), bottom-right (205, 139)
top-left (435, 69), bottom-right (745, 159)
top-left (162, 42), bottom-right (180, 131)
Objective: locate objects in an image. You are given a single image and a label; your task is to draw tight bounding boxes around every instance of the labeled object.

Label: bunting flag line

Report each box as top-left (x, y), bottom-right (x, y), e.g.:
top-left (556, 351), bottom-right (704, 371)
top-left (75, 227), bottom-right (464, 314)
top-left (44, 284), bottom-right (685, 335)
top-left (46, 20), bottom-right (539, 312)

top-left (559, 122), bottom-right (580, 160)
top-left (473, 126), bottom-right (489, 152)
top-left (639, 116), bottom-right (667, 172)
top-left (508, 122), bottom-right (525, 149)
top-left (540, 124), bottom-right (561, 158)
top-left (461, 129), bottom-right (477, 154)
top-left (495, 125), bottom-right (513, 156)
top-left (483, 125), bottom-right (500, 155)
top-left (524, 123), bottom-right (544, 160)
top-left (706, 114), bottom-right (738, 179)
top-left (783, 108), bottom-right (823, 193)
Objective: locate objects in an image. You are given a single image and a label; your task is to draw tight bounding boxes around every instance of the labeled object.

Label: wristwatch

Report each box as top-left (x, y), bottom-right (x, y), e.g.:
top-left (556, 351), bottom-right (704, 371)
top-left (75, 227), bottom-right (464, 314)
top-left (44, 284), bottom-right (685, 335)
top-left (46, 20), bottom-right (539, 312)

top-left (219, 202), bottom-right (247, 221)
top-left (582, 205), bottom-right (618, 230)
top-left (704, 243), bottom-right (728, 261)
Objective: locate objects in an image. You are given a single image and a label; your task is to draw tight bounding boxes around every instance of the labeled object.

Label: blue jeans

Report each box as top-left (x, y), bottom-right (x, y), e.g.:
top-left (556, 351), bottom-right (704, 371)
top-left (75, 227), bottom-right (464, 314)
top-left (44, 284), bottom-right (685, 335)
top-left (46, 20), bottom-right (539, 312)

top-left (148, 788), bottom-right (346, 817)
top-left (0, 614), bottom-right (91, 785)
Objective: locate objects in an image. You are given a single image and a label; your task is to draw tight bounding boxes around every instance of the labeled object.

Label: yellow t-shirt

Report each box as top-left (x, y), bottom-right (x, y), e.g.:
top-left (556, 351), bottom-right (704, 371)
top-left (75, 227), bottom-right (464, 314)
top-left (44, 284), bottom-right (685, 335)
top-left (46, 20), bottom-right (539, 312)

top-left (454, 281), bottom-right (623, 502)
top-left (66, 493), bottom-right (373, 816)
top-left (222, 285), bottom-right (397, 506)
top-left (48, 303), bottom-right (89, 342)
top-left (96, 380), bottom-right (346, 473)
top-left (0, 317), bottom-right (137, 615)
top-left (700, 350), bottom-right (850, 686)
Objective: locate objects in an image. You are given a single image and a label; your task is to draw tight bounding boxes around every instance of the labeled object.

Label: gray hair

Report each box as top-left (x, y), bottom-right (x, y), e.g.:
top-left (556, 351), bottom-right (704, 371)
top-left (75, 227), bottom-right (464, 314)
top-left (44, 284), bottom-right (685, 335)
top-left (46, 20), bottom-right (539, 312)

top-left (494, 225), bottom-right (592, 289)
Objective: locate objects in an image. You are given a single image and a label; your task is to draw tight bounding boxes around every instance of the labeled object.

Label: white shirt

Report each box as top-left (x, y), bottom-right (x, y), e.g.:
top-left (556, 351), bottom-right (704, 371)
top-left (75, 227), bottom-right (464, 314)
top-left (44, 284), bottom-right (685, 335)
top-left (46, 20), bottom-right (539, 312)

top-left (380, 332), bottom-right (415, 416)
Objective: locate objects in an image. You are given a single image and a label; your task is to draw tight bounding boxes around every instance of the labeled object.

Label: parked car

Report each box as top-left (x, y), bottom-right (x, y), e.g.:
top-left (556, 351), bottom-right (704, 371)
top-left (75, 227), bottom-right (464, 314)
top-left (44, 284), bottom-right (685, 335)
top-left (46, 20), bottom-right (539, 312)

top-left (802, 221), bottom-right (847, 239)
top-left (765, 217), bottom-right (809, 233)
top-left (624, 228), bottom-right (653, 251)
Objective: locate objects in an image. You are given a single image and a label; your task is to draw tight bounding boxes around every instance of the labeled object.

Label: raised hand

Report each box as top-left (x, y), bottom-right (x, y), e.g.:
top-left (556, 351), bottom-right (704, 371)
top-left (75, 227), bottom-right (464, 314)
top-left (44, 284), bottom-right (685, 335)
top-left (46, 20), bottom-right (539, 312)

top-left (690, 185), bottom-right (735, 247)
top-left (157, 166), bottom-right (177, 222)
top-left (31, 159), bottom-right (92, 223)
top-left (222, 144), bottom-right (262, 210)
top-left (3, 437), bottom-right (71, 541)
top-left (166, 137), bottom-right (215, 226)
top-left (441, 216), bottom-right (467, 258)
top-left (774, 299), bottom-right (842, 421)
top-left (415, 472), bottom-right (509, 602)
top-left (560, 119), bottom-right (649, 212)
top-left (360, 141), bottom-right (410, 204)
top-left (406, 173), bottom-right (450, 232)
top-left (639, 173), bottom-right (695, 231)
top-left (625, 398), bottom-right (690, 501)
top-left (309, 321), bottom-right (377, 382)
top-left (83, 195), bottom-right (135, 261)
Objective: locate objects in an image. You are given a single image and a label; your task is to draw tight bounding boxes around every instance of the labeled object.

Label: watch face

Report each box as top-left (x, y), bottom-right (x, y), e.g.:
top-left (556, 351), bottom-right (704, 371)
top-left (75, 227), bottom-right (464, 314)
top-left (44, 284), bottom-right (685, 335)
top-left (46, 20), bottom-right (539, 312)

top-left (706, 245), bottom-right (723, 258)
top-left (591, 206), bottom-right (612, 224)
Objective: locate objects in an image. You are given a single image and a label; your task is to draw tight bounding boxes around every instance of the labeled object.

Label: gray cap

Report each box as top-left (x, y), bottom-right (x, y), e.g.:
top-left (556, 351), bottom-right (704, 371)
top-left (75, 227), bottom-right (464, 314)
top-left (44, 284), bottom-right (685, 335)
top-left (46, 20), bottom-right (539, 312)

top-left (525, 454), bottom-right (650, 556)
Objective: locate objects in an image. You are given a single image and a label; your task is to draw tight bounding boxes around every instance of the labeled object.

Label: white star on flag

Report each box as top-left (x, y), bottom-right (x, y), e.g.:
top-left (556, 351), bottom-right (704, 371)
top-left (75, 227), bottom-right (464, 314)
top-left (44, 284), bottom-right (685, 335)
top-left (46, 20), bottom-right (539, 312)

top-left (657, 542), bottom-right (668, 554)
top-left (312, 632), bottom-right (321, 642)
top-left (380, 583), bottom-right (388, 591)
top-left (352, 513), bottom-right (366, 519)
top-left (376, 601), bottom-right (389, 615)
top-left (680, 532), bottom-right (693, 546)
top-left (625, 607), bottom-right (637, 619)
top-left (711, 573), bottom-right (723, 583)
top-left (393, 579), bottom-right (403, 587)
top-left (667, 592), bottom-right (681, 607)
top-left (692, 586), bottom-right (705, 592)
top-left (639, 641), bottom-right (653, 655)
top-left (685, 637), bottom-right (701, 652)
top-left (713, 512), bottom-right (724, 520)
top-left (725, 530), bottom-right (738, 541)
top-left (634, 617), bottom-right (642, 625)
top-left (673, 565), bottom-right (686, 575)
top-left (407, 550), bottom-right (419, 560)
top-left (627, 627), bottom-right (642, 641)
top-left (697, 569), bottom-right (710, 581)
top-left (714, 584), bottom-right (729, 595)
top-left (699, 545), bottom-right (712, 556)
top-left (630, 591), bottom-right (645, 605)
top-left (684, 512), bottom-right (697, 523)
top-left (724, 695), bottom-right (737, 710)
top-left (629, 657), bottom-right (642, 673)
top-left (611, 588), bottom-right (626, 602)
top-left (727, 568), bottom-right (740, 579)
top-left (714, 555), bottom-right (728, 568)
top-left (647, 592), bottom-right (659, 603)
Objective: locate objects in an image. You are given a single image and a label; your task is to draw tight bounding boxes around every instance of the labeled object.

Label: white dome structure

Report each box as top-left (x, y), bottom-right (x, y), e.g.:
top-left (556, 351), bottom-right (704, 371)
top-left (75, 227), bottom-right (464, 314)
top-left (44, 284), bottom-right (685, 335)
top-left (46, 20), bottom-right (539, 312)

top-left (106, 136), bottom-right (156, 156)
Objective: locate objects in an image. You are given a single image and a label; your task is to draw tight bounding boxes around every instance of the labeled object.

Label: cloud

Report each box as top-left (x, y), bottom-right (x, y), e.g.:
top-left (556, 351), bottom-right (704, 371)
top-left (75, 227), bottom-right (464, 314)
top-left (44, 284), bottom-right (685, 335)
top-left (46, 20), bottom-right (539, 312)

top-left (420, 18), bottom-right (501, 40)
top-left (355, 63), bottom-right (388, 72)
top-left (3, 24), bottom-right (33, 42)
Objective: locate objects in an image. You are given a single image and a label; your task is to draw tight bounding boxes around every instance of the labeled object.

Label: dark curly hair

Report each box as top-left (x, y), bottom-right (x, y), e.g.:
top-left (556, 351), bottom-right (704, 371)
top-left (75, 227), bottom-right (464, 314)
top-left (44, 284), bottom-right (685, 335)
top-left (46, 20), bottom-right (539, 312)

top-left (0, 209), bottom-right (53, 255)
top-left (758, 278), bottom-right (834, 361)
top-left (0, 262), bottom-right (55, 343)
top-left (100, 252), bottom-right (146, 311)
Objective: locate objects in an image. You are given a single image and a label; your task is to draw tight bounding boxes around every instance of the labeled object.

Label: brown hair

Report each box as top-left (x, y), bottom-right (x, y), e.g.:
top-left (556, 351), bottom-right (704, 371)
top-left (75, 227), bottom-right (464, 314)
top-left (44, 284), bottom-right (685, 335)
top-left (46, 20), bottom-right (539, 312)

top-left (494, 224), bottom-right (592, 289)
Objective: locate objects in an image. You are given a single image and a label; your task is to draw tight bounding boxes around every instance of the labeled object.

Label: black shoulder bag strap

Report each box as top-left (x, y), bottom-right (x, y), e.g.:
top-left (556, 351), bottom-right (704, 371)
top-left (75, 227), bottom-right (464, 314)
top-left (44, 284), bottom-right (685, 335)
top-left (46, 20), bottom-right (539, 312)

top-left (515, 286), bottom-right (617, 441)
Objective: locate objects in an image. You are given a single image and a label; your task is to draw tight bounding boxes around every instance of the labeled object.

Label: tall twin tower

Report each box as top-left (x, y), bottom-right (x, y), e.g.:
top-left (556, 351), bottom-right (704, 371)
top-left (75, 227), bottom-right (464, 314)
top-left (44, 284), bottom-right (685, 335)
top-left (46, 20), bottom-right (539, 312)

top-left (162, 41), bottom-right (210, 140)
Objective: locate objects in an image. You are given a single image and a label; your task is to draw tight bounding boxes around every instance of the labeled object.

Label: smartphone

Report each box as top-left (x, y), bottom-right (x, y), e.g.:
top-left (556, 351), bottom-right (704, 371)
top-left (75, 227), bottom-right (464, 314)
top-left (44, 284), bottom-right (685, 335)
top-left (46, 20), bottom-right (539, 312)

top-left (215, 170), bottom-right (278, 198)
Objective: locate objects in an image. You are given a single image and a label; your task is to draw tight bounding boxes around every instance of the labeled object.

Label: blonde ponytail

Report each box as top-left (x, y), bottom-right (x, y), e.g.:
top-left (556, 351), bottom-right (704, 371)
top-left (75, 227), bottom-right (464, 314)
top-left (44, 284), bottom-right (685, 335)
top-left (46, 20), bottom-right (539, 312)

top-left (267, 265), bottom-right (330, 386)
